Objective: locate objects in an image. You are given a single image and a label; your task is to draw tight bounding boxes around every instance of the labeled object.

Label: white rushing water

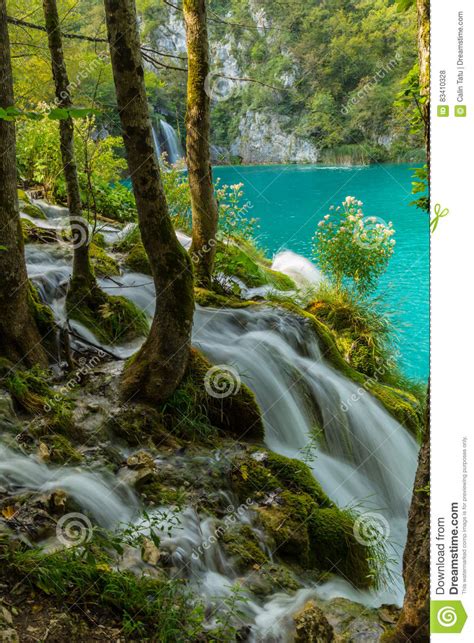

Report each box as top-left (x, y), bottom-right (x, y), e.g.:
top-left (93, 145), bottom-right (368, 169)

top-left (151, 120), bottom-right (184, 165)
top-left (1, 212), bottom-right (419, 639)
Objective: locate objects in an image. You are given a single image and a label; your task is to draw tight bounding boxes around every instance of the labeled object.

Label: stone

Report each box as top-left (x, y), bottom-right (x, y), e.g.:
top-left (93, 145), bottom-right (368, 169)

top-left (294, 600), bottom-right (334, 642)
top-left (141, 537), bottom-right (161, 566)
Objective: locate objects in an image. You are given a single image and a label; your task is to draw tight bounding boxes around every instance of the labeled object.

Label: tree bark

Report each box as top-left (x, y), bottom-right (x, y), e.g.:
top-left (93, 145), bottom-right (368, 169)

top-left (42, 0), bottom-right (95, 288)
top-left (0, 0), bottom-right (47, 368)
top-left (386, 418), bottom-right (430, 641)
top-left (184, 0), bottom-right (219, 288)
top-left (104, 0), bottom-right (194, 403)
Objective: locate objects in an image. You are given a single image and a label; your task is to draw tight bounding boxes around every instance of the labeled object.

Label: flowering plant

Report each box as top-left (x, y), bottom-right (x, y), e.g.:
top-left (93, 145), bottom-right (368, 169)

top-left (215, 180), bottom-right (259, 242)
top-left (312, 196), bottom-right (395, 293)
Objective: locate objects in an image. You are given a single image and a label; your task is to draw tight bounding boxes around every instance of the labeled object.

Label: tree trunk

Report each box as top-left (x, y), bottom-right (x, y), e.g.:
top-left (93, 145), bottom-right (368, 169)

top-left (184, 0), bottom-right (219, 288)
top-left (417, 0), bottom-right (430, 169)
top-left (386, 418), bottom-right (430, 641)
top-left (104, 0), bottom-right (194, 403)
top-left (42, 0), bottom-right (95, 289)
top-left (0, 0), bottom-right (47, 368)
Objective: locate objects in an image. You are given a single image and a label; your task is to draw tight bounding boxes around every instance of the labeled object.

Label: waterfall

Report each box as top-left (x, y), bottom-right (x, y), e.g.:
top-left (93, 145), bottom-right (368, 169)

top-left (3, 213), bottom-right (419, 637)
top-left (159, 119), bottom-right (184, 164)
top-left (151, 120), bottom-right (183, 164)
top-left (151, 123), bottom-right (162, 159)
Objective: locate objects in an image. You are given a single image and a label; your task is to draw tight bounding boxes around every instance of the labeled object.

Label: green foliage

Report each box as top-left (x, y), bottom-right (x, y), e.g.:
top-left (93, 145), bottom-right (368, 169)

top-left (312, 196), bottom-right (395, 294)
top-left (16, 113), bottom-right (131, 220)
top-left (1, 519), bottom-right (207, 641)
top-left (307, 284), bottom-right (393, 378)
top-left (410, 164), bottom-right (429, 212)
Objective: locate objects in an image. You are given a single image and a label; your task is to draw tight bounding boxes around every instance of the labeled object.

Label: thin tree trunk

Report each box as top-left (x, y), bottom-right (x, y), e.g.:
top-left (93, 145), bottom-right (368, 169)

top-left (42, 0), bottom-right (95, 289)
top-left (0, 0), bottom-right (47, 368)
top-left (385, 415), bottom-right (430, 641)
top-left (104, 0), bottom-right (194, 402)
top-left (184, 0), bottom-right (219, 288)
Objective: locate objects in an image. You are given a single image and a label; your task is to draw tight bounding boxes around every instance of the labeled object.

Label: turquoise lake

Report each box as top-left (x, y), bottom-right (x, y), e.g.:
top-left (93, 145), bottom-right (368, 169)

top-left (213, 163), bottom-right (429, 382)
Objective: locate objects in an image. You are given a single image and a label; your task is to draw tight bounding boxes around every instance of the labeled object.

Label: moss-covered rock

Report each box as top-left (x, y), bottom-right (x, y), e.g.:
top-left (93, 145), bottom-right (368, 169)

top-left (214, 241), bottom-right (295, 291)
top-left (293, 600), bottom-right (334, 642)
top-left (19, 199), bottom-right (47, 220)
top-left (105, 403), bottom-right (172, 448)
top-left (67, 280), bottom-right (148, 345)
top-left (0, 363), bottom-right (77, 439)
top-left (245, 562), bottom-right (302, 597)
top-left (21, 218), bottom-right (58, 244)
top-left (230, 448), bottom-right (373, 588)
top-left (162, 349), bottom-right (264, 442)
top-left (124, 242), bottom-right (152, 275)
top-left (43, 435), bottom-right (83, 464)
top-left (194, 287), bottom-right (255, 309)
top-left (221, 524), bottom-right (268, 571)
top-left (89, 242), bottom-right (120, 277)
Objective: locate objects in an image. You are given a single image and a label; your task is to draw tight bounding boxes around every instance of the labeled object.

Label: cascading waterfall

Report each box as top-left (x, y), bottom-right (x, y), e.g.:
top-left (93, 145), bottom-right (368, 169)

top-left (151, 120), bottom-right (184, 164)
top-left (160, 119), bottom-right (184, 164)
top-left (1, 204), bottom-right (420, 639)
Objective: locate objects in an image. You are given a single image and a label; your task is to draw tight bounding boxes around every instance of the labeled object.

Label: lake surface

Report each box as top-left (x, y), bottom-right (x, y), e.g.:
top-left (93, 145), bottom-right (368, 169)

top-left (213, 163), bottom-right (429, 381)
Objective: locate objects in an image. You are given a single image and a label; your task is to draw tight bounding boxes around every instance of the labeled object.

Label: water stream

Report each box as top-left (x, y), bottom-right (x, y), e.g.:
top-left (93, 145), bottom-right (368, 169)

top-left (0, 205), bottom-right (419, 640)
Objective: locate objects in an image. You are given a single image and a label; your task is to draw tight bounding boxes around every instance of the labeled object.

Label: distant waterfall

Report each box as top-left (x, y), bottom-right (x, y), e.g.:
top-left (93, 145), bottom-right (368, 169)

top-left (160, 120), bottom-right (184, 163)
top-left (151, 120), bottom-right (184, 164)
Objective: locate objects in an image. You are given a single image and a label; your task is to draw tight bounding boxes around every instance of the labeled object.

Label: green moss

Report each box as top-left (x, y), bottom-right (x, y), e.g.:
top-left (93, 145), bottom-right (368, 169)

top-left (19, 200), bottom-right (47, 220)
top-left (28, 282), bottom-right (56, 340)
top-left (89, 242), bottom-right (120, 277)
top-left (43, 434), bottom-right (83, 464)
top-left (230, 448), bottom-right (373, 588)
top-left (21, 218), bottom-right (58, 244)
top-left (246, 562), bottom-right (301, 597)
top-left (124, 242), bottom-right (152, 275)
top-left (194, 287), bottom-right (255, 309)
top-left (221, 524), bottom-right (268, 572)
top-left (105, 404), bottom-right (171, 447)
top-left (161, 349), bottom-right (264, 442)
top-left (67, 281), bottom-right (149, 345)
top-left (0, 364), bottom-right (76, 438)
top-left (214, 241), bottom-right (295, 291)
top-left (368, 382), bottom-right (424, 437)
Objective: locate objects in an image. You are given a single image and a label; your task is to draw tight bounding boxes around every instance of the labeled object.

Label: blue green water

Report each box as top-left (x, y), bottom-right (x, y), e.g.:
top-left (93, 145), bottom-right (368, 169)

top-left (213, 164), bottom-right (429, 382)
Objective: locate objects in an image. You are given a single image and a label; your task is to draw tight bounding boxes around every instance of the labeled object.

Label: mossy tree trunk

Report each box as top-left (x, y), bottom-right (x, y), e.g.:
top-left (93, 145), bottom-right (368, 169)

top-left (0, 0), bottom-right (47, 368)
top-left (42, 0), bottom-right (95, 290)
top-left (184, 0), bottom-right (219, 288)
top-left (104, 0), bottom-right (194, 402)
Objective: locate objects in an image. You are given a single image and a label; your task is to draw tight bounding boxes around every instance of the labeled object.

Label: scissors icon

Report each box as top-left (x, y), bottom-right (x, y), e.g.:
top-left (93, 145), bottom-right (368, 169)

top-left (430, 203), bottom-right (449, 233)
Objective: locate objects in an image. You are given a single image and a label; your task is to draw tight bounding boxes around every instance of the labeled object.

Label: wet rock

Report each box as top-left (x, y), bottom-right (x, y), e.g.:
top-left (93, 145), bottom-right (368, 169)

top-left (294, 600), bottom-right (334, 642)
top-left (141, 537), bottom-right (161, 565)
top-left (126, 450), bottom-right (155, 469)
top-left (37, 442), bottom-right (50, 462)
top-left (323, 597), bottom-right (385, 642)
top-left (0, 392), bottom-right (19, 432)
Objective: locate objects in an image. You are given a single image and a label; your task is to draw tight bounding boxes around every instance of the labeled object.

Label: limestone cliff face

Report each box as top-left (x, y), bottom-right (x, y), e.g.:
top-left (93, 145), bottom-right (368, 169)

top-left (231, 111), bottom-right (320, 164)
